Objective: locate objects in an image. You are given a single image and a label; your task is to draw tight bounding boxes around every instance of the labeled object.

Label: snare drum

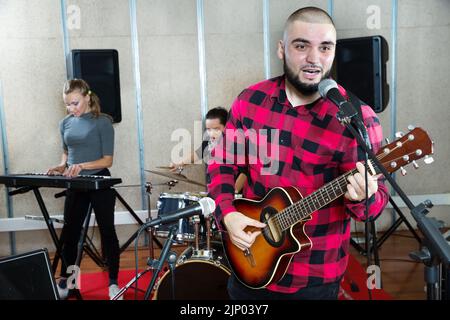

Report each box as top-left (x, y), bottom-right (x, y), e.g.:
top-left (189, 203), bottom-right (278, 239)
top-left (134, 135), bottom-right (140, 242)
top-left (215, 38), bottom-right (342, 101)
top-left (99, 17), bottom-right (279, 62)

top-left (152, 242), bottom-right (230, 300)
top-left (155, 192), bottom-right (201, 242)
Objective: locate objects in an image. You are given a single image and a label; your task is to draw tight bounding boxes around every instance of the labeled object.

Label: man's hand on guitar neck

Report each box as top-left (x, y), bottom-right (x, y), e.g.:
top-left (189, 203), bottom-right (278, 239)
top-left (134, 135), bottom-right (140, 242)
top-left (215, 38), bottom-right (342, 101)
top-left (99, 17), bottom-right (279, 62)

top-left (223, 212), bottom-right (266, 251)
top-left (345, 162), bottom-right (381, 202)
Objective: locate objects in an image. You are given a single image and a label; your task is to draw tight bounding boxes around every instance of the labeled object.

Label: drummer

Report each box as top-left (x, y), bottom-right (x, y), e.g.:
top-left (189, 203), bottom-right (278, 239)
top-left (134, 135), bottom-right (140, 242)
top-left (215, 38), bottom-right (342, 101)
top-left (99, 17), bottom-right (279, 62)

top-left (169, 106), bottom-right (245, 193)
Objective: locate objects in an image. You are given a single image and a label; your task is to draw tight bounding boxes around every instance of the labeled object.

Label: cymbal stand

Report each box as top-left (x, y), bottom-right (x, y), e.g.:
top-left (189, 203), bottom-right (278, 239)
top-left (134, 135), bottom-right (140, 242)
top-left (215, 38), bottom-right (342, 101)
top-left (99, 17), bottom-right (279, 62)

top-left (145, 182), bottom-right (154, 260)
top-left (145, 180), bottom-right (178, 259)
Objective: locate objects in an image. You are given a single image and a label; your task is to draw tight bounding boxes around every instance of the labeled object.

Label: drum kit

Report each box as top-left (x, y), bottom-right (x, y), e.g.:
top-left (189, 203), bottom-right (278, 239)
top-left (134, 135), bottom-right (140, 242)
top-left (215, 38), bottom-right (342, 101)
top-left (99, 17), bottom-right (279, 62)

top-left (116, 166), bottom-right (231, 300)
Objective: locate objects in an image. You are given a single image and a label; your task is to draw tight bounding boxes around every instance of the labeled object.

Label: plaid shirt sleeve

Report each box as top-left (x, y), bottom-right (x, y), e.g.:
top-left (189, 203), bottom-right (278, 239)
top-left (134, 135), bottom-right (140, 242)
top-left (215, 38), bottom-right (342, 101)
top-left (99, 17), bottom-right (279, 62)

top-left (341, 104), bottom-right (389, 221)
top-left (207, 97), bottom-right (246, 228)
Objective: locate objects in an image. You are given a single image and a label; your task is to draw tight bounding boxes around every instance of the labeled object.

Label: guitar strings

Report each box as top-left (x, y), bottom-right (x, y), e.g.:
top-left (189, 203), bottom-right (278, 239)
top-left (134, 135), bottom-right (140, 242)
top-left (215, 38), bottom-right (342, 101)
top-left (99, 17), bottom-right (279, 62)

top-left (268, 144), bottom-right (417, 232)
top-left (276, 151), bottom-right (400, 230)
top-left (275, 149), bottom-right (415, 231)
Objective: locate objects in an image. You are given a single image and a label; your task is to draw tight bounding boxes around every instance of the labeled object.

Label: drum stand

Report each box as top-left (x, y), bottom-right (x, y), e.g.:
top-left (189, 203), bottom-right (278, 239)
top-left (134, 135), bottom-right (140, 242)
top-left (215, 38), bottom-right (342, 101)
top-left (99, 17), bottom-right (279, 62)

top-left (192, 215), bottom-right (213, 259)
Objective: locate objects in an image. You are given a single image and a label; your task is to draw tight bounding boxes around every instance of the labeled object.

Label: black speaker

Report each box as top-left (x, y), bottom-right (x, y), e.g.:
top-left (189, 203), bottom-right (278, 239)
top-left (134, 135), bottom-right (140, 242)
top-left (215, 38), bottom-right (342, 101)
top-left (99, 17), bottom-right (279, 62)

top-left (68, 49), bottom-right (122, 123)
top-left (0, 248), bottom-right (59, 300)
top-left (335, 35), bottom-right (389, 113)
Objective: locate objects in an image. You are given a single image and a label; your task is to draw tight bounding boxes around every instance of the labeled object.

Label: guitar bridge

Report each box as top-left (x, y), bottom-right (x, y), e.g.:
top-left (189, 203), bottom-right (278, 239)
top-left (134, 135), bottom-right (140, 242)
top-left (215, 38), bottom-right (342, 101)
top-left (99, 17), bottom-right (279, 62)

top-left (244, 248), bottom-right (256, 267)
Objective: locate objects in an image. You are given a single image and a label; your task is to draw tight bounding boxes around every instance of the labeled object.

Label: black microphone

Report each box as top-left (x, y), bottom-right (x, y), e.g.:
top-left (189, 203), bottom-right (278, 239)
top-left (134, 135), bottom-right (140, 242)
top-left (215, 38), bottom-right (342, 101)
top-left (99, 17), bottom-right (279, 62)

top-left (318, 79), bottom-right (363, 126)
top-left (319, 79), bottom-right (371, 149)
top-left (318, 79), bottom-right (355, 111)
top-left (144, 197), bottom-right (216, 228)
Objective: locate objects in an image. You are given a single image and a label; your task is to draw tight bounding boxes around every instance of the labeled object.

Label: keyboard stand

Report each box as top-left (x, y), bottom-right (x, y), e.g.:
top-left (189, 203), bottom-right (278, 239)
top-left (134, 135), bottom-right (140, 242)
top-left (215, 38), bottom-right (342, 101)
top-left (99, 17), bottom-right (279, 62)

top-left (6, 183), bottom-right (163, 280)
top-left (114, 189), bottom-right (163, 252)
top-left (7, 186), bottom-right (67, 274)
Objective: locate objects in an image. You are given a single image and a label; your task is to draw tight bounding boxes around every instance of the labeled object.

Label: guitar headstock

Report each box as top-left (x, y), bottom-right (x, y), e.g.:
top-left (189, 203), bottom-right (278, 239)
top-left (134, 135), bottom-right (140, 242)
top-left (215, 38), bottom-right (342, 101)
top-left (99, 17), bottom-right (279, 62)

top-left (376, 127), bottom-right (434, 175)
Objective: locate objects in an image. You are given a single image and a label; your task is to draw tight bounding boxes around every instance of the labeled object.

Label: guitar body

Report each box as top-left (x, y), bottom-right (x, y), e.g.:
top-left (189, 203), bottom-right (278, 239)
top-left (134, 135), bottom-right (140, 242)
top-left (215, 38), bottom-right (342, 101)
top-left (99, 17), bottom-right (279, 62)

top-left (222, 187), bottom-right (312, 289)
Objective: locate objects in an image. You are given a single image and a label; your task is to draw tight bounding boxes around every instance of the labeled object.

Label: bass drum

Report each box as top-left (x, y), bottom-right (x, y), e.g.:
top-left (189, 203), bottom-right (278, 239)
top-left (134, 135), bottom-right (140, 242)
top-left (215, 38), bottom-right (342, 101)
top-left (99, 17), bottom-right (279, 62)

top-left (153, 243), bottom-right (230, 300)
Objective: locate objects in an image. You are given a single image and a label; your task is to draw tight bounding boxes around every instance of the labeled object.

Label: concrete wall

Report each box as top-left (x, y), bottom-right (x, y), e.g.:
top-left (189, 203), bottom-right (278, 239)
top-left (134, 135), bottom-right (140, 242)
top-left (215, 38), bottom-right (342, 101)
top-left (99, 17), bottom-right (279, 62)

top-left (0, 0), bottom-right (449, 256)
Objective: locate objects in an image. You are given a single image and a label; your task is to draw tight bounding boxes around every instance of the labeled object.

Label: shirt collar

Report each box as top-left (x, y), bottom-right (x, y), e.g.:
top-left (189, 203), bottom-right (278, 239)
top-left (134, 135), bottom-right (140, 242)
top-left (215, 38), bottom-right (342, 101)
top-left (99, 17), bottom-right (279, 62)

top-left (270, 76), bottom-right (330, 121)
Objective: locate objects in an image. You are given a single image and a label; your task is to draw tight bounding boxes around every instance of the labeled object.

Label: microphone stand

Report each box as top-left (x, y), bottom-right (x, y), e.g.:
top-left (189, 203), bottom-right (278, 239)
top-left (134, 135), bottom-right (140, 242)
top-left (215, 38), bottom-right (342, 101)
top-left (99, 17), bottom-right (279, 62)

top-left (143, 224), bottom-right (178, 300)
top-left (336, 102), bottom-right (450, 300)
top-left (112, 216), bottom-right (179, 300)
top-left (338, 104), bottom-right (377, 299)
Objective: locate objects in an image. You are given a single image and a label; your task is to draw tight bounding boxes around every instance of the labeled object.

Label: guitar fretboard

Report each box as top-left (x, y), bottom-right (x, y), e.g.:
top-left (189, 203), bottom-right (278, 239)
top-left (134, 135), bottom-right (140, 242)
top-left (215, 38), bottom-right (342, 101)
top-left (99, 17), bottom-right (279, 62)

top-left (274, 159), bottom-right (379, 231)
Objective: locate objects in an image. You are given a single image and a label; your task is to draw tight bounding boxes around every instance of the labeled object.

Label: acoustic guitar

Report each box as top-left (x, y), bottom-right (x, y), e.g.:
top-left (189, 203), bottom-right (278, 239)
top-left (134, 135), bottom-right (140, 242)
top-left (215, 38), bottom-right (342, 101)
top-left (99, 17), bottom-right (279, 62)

top-left (221, 127), bottom-right (434, 288)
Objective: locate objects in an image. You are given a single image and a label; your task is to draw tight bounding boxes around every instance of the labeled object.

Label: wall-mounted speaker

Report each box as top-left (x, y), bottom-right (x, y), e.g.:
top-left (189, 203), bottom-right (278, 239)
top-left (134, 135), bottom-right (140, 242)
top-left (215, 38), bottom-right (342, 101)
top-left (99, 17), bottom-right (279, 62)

top-left (335, 35), bottom-right (389, 113)
top-left (68, 49), bottom-right (122, 123)
top-left (0, 248), bottom-right (59, 300)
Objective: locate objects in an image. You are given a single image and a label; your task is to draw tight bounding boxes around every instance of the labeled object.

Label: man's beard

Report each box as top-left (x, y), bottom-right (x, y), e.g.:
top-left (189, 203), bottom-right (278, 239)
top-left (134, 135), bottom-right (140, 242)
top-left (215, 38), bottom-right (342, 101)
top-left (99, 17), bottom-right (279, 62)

top-left (283, 60), bottom-right (331, 96)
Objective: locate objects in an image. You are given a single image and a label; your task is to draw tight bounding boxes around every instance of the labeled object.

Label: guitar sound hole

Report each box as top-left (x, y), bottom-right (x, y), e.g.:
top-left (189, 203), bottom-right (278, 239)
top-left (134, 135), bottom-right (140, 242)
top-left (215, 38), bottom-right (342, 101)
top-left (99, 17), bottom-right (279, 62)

top-left (261, 206), bottom-right (284, 247)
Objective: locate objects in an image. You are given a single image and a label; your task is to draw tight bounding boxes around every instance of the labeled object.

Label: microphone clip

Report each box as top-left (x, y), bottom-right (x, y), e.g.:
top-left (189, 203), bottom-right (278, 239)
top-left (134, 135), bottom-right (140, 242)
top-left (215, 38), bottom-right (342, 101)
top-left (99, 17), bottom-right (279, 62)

top-left (336, 101), bottom-right (359, 125)
top-left (336, 101), bottom-right (372, 150)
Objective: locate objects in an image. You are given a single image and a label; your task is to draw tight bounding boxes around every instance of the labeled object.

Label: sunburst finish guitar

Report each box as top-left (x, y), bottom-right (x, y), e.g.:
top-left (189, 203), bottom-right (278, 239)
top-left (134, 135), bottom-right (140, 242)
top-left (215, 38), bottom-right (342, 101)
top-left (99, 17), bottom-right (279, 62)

top-left (221, 127), bottom-right (434, 289)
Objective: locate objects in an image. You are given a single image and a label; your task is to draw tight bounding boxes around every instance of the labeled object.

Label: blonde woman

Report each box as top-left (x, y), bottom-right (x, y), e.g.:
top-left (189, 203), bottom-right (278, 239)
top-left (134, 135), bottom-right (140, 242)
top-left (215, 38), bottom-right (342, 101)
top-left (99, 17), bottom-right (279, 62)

top-left (47, 79), bottom-right (121, 300)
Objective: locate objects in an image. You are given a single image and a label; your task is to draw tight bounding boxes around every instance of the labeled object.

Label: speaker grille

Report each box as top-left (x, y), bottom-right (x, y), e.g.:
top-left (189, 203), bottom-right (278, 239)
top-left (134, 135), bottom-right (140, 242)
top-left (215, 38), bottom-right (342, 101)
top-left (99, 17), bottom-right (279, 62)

top-left (0, 248), bottom-right (59, 300)
top-left (335, 36), bottom-right (389, 113)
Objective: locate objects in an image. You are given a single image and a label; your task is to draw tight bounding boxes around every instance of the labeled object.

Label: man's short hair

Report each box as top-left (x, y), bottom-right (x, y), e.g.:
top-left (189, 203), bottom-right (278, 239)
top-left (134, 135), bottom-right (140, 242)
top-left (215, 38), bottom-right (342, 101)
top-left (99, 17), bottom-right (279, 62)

top-left (286, 6), bottom-right (335, 27)
top-left (206, 106), bottom-right (228, 126)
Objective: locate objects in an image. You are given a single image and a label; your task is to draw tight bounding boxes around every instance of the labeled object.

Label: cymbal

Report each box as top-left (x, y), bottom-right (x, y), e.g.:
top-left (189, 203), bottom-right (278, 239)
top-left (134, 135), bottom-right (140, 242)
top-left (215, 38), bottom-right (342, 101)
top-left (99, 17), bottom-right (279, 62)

top-left (145, 169), bottom-right (206, 188)
top-left (156, 164), bottom-right (200, 170)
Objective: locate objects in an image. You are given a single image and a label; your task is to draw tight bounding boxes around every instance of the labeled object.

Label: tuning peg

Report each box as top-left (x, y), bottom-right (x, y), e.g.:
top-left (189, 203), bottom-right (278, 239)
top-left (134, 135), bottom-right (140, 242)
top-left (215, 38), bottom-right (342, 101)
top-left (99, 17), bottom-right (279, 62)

top-left (400, 167), bottom-right (407, 176)
top-left (412, 160), bottom-right (419, 169)
top-left (424, 155), bottom-right (434, 164)
top-left (407, 124), bottom-right (415, 131)
top-left (384, 137), bottom-right (390, 144)
top-left (395, 131), bottom-right (404, 138)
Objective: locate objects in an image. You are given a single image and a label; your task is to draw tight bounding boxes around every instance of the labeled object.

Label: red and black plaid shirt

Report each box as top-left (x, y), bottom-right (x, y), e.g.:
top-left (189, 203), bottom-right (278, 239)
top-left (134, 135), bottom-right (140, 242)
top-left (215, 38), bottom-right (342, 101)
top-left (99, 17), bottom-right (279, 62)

top-left (207, 76), bottom-right (389, 293)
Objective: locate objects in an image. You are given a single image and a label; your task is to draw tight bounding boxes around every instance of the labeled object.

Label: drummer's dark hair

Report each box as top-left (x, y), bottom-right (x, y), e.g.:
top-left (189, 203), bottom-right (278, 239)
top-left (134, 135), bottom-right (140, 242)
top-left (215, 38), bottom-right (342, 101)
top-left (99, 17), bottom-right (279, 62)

top-left (206, 106), bottom-right (228, 126)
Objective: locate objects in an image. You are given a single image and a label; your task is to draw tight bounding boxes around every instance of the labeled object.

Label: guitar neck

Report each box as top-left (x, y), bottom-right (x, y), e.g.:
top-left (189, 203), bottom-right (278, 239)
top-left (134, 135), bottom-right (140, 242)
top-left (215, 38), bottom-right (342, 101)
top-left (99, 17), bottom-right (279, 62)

top-left (278, 159), bottom-right (378, 231)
